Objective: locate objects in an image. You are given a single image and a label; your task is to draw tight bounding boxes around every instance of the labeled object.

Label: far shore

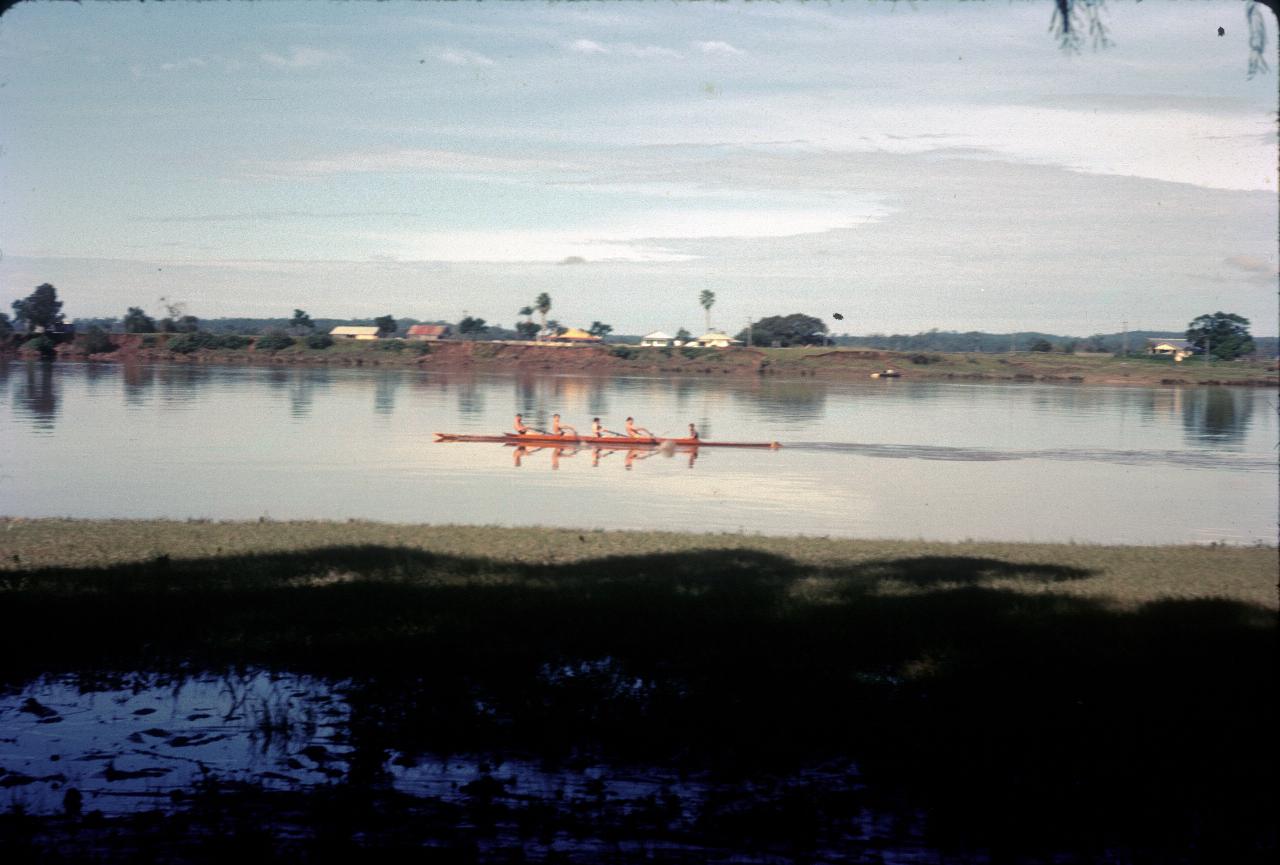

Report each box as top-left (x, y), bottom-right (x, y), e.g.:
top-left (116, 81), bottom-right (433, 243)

top-left (4, 334), bottom-right (1276, 387)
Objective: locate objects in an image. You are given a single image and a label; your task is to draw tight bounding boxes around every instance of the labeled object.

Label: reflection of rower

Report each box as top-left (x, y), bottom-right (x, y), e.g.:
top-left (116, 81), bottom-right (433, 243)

top-left (550, 445), bottom-right (579, 470)
top-left (624, 447), bottom-right (657, 471)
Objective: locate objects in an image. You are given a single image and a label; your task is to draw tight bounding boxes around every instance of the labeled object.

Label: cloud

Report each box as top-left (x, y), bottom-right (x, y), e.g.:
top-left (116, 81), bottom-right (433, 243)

top-left (244, 148), bottom-right (566, 179)
top-left (567, 39), bottom-right (680, 59)
top-left (693, 41), bottom-right (742, 56)
top-left (438, 49), bottom-right (496, 67)
top-left (259, 46), bottom-right (348, 69)
top-left (569, 39), bottom-right (609, 55)
top-left (159, 57), bottom-right (208, 72)
top-left (1225, 254), bottom-right (1279, 282)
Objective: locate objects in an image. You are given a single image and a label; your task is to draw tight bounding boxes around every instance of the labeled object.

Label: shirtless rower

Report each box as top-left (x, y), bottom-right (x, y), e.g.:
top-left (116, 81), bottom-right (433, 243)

top-left (591, 417), bottom-right (605, 438)
top-left (551, 413), bottom-right (577, 437)
top-left (513, 413), bottom-right (531, 435)
top-left (687, 423), bottom-right (700, 441)
top-left (624, 417), bottom-right (653, 438)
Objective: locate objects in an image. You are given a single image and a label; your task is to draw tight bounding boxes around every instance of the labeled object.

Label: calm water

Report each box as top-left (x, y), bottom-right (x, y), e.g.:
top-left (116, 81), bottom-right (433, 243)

top-left (1, 360), bottom-right (1275, 544)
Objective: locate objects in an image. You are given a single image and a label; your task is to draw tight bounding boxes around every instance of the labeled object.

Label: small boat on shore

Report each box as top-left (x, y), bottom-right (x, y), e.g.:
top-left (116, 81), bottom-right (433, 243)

top-left (435, 433), bottom-right (780, 449)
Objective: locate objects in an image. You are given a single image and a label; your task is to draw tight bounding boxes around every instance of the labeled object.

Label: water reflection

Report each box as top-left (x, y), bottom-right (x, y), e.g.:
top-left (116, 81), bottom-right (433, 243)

top-left (373, 373), bottom-right (399, 416)
top-left (122, 362), bottom-right (156, 406)
top-left (10, 360), bottom-right (59, 432)
top-left (508, 444), bottom-right (701, 471)
top-left (1182, 388), bottom-right (1255, 448)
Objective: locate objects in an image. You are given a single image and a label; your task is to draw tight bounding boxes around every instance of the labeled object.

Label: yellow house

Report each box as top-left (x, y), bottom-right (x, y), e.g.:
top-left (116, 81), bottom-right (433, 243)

top-left (690, 331), bottom-right (742, 348)
top-left (330, 326), bottom-right (380, 341)
top-left (1145, 338), bottom-right (1196, 362)
top-left (553, 327), bottom-right (603, 342)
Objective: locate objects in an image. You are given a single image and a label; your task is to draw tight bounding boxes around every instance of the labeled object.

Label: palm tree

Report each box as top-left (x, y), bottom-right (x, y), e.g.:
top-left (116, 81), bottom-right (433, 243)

top-left (699, 290), bottom-right (716, 333)
top-left (534, 293), bottom-right (552, 340)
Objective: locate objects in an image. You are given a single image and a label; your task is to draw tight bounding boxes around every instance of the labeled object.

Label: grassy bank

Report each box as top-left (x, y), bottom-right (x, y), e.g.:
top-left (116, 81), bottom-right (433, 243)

top-left (18, 335), bottom-right (1278, 387)
top-left (2, 519), bottom-right (1275, 859)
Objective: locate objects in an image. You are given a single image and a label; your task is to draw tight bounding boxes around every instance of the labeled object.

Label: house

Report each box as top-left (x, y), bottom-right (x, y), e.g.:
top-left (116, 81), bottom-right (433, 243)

top-left (640, 331), bottom-right (674, 347)
top-left (552, 327), bottom-right (603, 343)
top-left (690, 331), bottom-right (742, 348)
top-left (407, 324), bottom-right (451, 341)
top-left (1146, 338), bottom-right (1196, 362)
top-left (330, 326), bottom-right (380, 340)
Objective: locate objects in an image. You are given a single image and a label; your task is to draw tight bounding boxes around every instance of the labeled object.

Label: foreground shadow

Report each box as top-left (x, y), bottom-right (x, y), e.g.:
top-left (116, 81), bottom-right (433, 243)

top-left (1, 547), bottom-right (1274, 861)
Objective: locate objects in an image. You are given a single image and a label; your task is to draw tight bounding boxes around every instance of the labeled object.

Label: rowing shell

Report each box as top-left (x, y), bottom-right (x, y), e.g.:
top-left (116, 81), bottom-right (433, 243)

top-left (434, 432), bottom-right (780, 449)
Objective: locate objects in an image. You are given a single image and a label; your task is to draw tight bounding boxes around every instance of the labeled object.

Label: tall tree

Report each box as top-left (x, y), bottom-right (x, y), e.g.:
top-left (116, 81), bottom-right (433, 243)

top-left (534, 293), bottom-right (552, 340)
top-left (0, 312), bottom-right (12, 337)
top-left (11, 283), bottom-right (64, 333)
top-left (588, 321), bottom-right (613, 338)
top-left (123, 307), bottom-right (157, 333)
top-left (458, 316), bottom-right (488, 336)
top-left (699, 290), bottom-right (716, 332)
top-left (737, 313), bottom-right (827, 348)
top-left (290, 309), bottom-right (315, 333)
top-left (374, 315), bottom-right (398, 337)
top-left (1186, 312), bottom-right (1255, 361)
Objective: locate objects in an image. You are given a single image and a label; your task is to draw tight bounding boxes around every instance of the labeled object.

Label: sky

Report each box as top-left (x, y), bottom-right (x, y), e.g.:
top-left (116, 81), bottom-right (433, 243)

top-left (1, 0), bottom-right (1276, 337)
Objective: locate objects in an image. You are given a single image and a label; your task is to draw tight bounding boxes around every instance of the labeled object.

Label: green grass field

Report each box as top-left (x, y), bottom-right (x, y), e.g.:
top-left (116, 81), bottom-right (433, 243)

top-left (1, 519), bottom-right (1274, 858)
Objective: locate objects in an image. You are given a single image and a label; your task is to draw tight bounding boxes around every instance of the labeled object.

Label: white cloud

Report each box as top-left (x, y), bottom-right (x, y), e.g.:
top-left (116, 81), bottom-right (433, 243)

top-left (693, 40), bottom-right (742, 56)
top-left (259, 46), bottom-right (348, 69)
top-left (569, 39), bottom-right (609, 54)
top-left (159, 57), bottom-right (207, 72)
top-left (567, 39), bottom-right (680, 59)
top-left (244, 148), bottom-right (568, 179)
top-left (438, 48), bottom-right (496, 67)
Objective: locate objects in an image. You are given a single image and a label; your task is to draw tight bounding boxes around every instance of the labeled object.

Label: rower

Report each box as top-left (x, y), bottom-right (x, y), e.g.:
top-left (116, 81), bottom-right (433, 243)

top-left (624, 416), bottom-right (652, 438)
top-left (513, 413), bottom-right (530, 435)
top-left (687, 423), bottom-right (699, 441)
top-left (551, 413), bottom-right (577, 437)
top-left (591, 417), bottom-right (605, 438)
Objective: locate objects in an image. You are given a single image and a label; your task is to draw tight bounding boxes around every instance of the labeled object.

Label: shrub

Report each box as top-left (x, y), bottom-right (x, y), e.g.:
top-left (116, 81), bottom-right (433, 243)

top-left (412, 341), bottom-right (431, 356)
top-left (141, 335), bottom-right (158, 347)
top-left (254, 331), bottom-right (295, 352)
top-left (680, 346), bottom-right (715, 360)
top-left (78, 326), bottom-right (116, 355)
top-left (909, 353), bottom-right (943, 365)
top-left (23, 335), bottom-right (56, 357)
top-left (609, 346), bottom-right (638, 360)
top-left (216, 335), bottom-right (251, 350)
top-left (375, 339), bottom-right (406, 352)
top-left (306, 333), bottom-right (334, 350)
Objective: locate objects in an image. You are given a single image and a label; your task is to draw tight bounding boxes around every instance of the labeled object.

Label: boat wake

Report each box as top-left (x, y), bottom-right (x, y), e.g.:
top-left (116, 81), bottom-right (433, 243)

top-left (784, 442), bottom-right (1273, 471)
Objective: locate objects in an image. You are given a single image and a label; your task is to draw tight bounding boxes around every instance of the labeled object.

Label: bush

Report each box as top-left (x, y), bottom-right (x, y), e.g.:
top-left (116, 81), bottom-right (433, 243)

top-left (680, 346), bottom-right (715, 360)
top-left (141, 335), bottom-right (158, 347)
top-left (77, 326), bottom-right (116, 355)
top-left (165, 332), bottom-right (252, 354)
top-left (609, 346), bottom-right (638, 360)
top-left (23, 335), bottom-right (56, 357)
top-left (306, 333), bottom-right (334, 350)
top-left (375, 339), bottom-right (406, 352)
top-left (412, 341), bottom-right (431, 356)
top-left (254, 332), bottom-right (295, 352)
top-left (217, 335), bottom-right (252, 350)
top-left (909, 353), bottom-right (943, 365)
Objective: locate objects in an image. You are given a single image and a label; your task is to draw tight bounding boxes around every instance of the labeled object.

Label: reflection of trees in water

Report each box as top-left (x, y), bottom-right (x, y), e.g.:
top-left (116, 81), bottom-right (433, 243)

top-left (748, 380), bottom-right (828, 423)
top-left (14, 360), bottom-right (58, 432)
top-left (122, 363), bottom-right (156, 405)
top-left (456, 379), bottom-right (484, 417)
top-left (155, 364), bottom-right (211, 407)
top-left (1182, 388), bottom-right (1254, 448)
top-left (289, 373), bottom-right (319, 419)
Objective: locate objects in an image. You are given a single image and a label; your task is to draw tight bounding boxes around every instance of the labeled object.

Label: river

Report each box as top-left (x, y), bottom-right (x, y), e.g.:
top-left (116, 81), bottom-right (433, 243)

top-left (1, 360), bottom-right (1275, 544)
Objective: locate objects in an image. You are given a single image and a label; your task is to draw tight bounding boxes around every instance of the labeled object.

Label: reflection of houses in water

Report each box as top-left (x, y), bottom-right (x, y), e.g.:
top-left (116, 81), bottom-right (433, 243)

top-left (1147, 387), bottom-right (1184, 421)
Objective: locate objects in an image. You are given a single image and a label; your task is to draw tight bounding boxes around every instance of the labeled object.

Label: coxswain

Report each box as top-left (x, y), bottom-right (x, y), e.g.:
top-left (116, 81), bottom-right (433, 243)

top-left (624, 417), bottom-right (653, 438)
top-left (551, 413), bottom-right (577, 437)
top-left (687, 423), bottom-right (700, 441)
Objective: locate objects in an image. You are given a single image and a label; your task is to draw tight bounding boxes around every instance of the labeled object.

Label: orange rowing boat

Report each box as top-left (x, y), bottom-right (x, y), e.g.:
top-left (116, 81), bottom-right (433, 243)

top-left (434, 433), bottom-right (780, 449)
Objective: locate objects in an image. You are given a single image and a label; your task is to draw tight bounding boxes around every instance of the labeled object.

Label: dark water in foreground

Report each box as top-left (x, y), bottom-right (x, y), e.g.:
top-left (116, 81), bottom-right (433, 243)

top-left (2, 360), bottom-right (1276, 544)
